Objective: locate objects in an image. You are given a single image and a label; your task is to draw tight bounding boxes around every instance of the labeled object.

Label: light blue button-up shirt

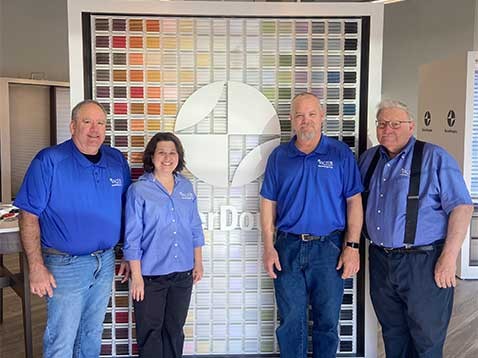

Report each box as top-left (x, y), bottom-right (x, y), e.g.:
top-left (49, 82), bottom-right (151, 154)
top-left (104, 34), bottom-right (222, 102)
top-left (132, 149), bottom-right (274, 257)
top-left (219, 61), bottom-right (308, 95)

top-left (359, 136), bottom-right (472, 248)
top-left (124, 172), bottom-right (204, 275)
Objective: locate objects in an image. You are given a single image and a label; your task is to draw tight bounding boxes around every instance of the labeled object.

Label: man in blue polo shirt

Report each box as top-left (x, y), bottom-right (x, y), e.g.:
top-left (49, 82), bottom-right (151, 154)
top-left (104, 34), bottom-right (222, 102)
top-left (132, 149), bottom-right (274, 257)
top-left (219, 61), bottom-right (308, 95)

top-left (14, 100), bottom-right (131, 358)
top-left (359, 100), bottom-right (473, 358)
top-left (261, 92), bottom-right (363, 358)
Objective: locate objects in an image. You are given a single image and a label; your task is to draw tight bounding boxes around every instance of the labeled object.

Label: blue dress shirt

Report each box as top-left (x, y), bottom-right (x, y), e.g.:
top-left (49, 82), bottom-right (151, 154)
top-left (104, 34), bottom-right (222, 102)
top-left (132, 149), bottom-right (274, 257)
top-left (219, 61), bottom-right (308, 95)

top-left (359, 136), bottom-right (472, 248)
top-left (124, 172), bottom-right (205, 275)
top-left (260, 134), bottom-right (363, 236)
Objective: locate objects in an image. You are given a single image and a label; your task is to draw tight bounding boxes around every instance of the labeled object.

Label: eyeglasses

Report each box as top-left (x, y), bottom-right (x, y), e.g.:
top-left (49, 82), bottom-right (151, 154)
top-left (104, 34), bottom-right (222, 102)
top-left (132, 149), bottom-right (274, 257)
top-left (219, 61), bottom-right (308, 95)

top-left (375, 120), bottom-right (412, 129)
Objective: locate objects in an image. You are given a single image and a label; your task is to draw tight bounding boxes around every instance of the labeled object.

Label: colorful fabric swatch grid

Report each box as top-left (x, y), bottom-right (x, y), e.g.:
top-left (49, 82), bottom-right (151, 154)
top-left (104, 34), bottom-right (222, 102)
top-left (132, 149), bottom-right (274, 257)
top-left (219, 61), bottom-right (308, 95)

top-left (90, 15), bottom-right (363, 356)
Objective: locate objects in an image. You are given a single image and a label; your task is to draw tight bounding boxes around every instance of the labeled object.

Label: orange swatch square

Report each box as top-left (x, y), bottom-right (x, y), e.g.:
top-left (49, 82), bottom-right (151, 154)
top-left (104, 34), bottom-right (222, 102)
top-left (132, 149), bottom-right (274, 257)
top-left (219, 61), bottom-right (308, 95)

top-left (147, 87), bottom-right (161, 98)
top-left (147, 103), bottom-right (161, 115)
top-left (129, 53), bottom-right (143, 66)
top-left (131, 119), bottom-right (145, 131)
top-left (130, 70), bottom-right (144, 82)
top-left (146, 20), bottom-right (160, 32)
top-left (130, 36), bottom-right (143, 48)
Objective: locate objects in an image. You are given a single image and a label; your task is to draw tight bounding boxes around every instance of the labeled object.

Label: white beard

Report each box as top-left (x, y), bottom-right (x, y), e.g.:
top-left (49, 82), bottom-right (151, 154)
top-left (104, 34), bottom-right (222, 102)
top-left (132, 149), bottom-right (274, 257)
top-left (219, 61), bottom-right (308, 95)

top-left (298, 130), bottom-right (316, 141)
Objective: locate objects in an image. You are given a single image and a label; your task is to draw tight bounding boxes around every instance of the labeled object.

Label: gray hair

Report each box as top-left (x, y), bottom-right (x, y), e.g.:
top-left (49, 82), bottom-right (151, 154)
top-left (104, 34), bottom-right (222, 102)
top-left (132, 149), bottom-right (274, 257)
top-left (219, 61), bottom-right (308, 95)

top-left (71, 99), bottom-right (107, 122)
top-left (376, 99), bottom-right (414, 121)
top-left (290, 92), bottom-right (323, 116)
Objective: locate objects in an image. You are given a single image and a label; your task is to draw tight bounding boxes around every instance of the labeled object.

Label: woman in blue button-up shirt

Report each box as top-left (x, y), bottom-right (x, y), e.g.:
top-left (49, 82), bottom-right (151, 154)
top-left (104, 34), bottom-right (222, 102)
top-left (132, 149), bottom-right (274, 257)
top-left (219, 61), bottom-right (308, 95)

top-left (124, 132), bottom-right (205, 358)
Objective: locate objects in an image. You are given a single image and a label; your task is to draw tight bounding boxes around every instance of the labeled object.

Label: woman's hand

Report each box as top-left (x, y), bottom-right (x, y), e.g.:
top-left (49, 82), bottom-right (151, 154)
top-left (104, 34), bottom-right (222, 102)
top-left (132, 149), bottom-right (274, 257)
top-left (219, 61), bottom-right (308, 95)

top-left (131, 275), bottom-right (145, 301)
top-left (193, 261), bottom-right (203, 284)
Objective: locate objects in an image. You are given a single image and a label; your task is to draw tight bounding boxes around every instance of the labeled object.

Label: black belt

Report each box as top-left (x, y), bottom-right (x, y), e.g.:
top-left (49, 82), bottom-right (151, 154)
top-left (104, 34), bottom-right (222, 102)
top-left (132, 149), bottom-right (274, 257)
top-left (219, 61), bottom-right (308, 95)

top-left (371, 240), bottom-right (444, 254)
top-left (42, 247), bottom-right (108, 256)
top-left (281, 229), bottom-right (343, 242)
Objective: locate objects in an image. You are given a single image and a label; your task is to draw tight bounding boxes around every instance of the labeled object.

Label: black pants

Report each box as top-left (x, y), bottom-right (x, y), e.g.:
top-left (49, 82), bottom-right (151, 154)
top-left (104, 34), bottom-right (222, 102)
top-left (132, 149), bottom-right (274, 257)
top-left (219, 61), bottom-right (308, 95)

top-left (369, 244), bottom-right (454, 358)
top-left (133, 270), bottom-right (193, 358)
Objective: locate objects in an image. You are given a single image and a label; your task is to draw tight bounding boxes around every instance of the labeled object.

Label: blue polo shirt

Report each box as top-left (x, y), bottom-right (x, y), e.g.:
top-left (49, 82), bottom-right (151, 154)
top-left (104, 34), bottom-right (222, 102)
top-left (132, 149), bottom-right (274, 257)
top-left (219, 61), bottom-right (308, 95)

top-left (359, 136), bottom-right (472, 248)
top-left (14, 139), bottom-right (131, 255)
top-left (260, 135), bottom-right (363, 236)
top-left (123, 172), bottom-right (204, 275)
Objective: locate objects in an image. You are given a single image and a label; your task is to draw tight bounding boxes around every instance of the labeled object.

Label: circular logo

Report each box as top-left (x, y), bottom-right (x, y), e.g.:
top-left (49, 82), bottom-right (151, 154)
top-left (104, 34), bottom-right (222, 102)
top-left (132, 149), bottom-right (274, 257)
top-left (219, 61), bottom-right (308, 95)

top-left (175, 81), bottom-right (281, 187)
top-left (447, 110), bottom-right (456, 127)
top-left (424, 111), bottom-right (431, 127)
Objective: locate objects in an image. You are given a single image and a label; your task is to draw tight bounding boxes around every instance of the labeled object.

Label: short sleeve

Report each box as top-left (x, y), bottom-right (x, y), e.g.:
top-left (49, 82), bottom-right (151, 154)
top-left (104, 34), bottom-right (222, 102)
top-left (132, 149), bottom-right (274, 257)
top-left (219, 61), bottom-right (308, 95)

top-left (435, 148), bottom-right (472, 214)
top-left (342, 147), bottom-right (364, 198)
top-left (260, 150), bottom-right (278, 201)
top-left (13, 154), bottom-right (53, 217)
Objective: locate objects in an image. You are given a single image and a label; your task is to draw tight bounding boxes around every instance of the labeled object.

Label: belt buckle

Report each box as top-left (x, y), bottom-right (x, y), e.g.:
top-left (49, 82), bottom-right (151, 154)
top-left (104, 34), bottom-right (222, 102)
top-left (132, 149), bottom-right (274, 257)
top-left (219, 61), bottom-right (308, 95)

top-left (382, 247), bottom-right (394, 254)
top-left (301, 234), bottom-right (312, 242)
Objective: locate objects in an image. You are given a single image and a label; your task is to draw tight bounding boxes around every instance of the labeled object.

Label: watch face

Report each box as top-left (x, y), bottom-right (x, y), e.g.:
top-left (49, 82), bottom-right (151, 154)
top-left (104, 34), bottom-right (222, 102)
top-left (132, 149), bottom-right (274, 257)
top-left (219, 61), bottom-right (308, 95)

top-left (346, 242), bottom-right (359, 249)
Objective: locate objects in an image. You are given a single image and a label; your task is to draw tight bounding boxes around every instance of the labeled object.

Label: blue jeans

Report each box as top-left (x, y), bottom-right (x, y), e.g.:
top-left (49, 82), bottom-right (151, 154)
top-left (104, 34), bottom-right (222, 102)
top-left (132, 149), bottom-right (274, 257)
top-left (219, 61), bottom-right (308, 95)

top-left (274, 231), bottom-right (344, 358)
top-left (369, 243), bottom-right (453, 358)
top-left (42, 249), bottom-right (115, 358)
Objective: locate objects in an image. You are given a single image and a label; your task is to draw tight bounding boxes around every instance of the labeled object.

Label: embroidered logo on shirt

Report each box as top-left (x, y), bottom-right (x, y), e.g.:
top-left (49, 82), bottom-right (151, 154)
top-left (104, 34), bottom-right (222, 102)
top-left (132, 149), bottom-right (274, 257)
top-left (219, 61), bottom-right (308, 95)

top-left (400, 168), bottom-right (410, 177)
top-left (317, 159), bottom-right (334, 169)
top-left (179, 191), bottom-right (194, 200)
top-left (109, 178), bottom-right (123, 187)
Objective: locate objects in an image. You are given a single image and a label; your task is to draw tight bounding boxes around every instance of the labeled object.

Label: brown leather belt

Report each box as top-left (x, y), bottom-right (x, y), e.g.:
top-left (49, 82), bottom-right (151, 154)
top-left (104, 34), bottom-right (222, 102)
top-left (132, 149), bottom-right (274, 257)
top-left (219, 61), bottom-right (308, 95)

top-left (282, 230), bottom-right (343, 242)
top-left (42, 247), bottom-right (107, 256)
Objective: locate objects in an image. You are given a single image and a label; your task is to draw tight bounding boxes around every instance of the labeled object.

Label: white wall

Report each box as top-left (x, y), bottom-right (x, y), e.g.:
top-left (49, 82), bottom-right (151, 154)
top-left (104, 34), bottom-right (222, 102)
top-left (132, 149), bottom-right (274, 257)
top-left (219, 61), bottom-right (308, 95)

top-left (0, 0), bottom-right (477, 113)
top-left (0, 0), bottom-right (69, 81)
top-left (381, 0), bottom-right (476, 117)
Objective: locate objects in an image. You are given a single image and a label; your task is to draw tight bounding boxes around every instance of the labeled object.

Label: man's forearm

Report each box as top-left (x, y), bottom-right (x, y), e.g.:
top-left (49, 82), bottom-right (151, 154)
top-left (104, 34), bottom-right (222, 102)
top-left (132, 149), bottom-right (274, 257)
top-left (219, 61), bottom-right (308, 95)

top-left (442, 204), bottom-right (474, 257)
top-left (19, 211), bottom-right (44, 269)
top-left (260, 198), bottom-right (277, 251)
top-left (345, 193), bottom-right (363, 243)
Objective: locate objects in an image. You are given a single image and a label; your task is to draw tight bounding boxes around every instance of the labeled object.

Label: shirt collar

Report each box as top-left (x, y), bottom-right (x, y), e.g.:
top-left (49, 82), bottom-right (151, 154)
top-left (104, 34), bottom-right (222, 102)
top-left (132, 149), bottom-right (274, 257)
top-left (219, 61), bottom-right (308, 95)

top-left (379, 136), bottom-right (416, 161)
top-left (287, 134), bottom-right (328, 157)
top-left (143, 171), bottom-right (182, 185)
top-left (70, 139), bottom-right (107, 168)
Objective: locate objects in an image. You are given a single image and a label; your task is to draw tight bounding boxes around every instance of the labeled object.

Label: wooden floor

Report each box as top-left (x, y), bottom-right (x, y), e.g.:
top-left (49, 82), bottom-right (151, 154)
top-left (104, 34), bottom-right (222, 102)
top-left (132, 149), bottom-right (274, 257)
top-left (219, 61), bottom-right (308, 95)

top-left (1, 254), bottom-right (478, 358)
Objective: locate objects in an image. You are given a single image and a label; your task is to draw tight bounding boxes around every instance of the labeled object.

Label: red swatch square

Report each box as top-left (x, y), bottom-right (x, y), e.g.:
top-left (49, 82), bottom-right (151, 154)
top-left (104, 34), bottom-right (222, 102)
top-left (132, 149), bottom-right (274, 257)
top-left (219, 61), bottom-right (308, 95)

top-left (112, 36), bottom-right (126, 48)
top-left (114, 102), bottom-right (127, 114)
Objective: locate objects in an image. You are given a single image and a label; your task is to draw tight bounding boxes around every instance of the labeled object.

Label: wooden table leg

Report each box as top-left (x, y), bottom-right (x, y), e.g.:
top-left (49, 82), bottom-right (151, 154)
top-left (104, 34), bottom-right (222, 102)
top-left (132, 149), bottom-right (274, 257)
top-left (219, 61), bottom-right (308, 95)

top-left (20, 253), bottom-right (33, 358)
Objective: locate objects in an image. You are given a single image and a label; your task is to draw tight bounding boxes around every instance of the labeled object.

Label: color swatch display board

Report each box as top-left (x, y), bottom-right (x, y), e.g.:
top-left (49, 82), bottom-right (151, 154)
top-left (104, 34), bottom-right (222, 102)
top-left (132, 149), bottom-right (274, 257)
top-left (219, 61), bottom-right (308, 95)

top-left (86, 14), bottom-right (366, 357)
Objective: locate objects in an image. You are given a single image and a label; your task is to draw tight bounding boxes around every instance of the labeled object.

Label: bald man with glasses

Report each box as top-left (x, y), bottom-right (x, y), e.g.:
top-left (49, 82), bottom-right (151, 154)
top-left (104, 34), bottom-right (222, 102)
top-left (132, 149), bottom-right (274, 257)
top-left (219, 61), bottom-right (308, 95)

top-left (359, 100), bottom-right (473, 358)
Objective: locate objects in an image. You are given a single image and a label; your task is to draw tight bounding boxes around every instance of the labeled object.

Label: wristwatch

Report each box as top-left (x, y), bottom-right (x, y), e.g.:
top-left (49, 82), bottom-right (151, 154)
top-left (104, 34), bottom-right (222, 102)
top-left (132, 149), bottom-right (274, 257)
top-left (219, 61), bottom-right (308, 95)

top-left (345, 242), bottom-right (360, 249)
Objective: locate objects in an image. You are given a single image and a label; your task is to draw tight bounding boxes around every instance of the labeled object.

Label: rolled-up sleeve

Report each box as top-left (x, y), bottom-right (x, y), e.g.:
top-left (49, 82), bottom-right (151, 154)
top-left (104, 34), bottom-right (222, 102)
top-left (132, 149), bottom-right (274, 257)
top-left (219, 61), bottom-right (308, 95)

top-left (191, 194), bottom-right (205, 248)
top-left (123, 185), bottom-right (144, 260)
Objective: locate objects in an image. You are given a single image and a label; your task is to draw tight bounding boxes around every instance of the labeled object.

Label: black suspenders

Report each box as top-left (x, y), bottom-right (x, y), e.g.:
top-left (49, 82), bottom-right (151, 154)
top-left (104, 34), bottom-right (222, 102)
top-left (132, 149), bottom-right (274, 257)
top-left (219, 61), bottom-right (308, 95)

top-left (361, 148), bottom-right (381, 240)
top-left (404, 140), bottom-right (425, 245)
top-left (362, 140), bottom-right (426, 246)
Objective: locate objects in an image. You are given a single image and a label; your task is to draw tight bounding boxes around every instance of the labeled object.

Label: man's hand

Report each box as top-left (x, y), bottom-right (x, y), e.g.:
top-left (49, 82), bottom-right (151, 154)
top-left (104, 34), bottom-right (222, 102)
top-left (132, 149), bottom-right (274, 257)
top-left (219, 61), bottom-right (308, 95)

top-left (434, 251), bottom-right (457, 288)
top-left (336, 246), bottom-right (360, 279)
top-left (263, 247), bottom-right (281, 279)
top-left (118, 259), bottom-right (130, 283)
top-left (29, 264), bottom-right (56, 297)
